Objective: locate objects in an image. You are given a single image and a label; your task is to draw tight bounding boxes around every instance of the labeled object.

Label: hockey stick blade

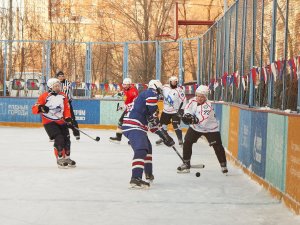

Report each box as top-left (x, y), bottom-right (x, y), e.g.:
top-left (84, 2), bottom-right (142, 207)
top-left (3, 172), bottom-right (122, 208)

top-left (50, 112), bottom-right (100, 142)
top-left (191, 164), bottom-right (205, 169)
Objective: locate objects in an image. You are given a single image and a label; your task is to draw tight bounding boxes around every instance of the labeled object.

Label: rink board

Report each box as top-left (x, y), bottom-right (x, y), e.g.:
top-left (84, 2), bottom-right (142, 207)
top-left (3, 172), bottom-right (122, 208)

top-left (237, 109), bottom-right (253, 168)
top-left (220, 104), bottom-right (230, 149)
top-left (72, 99), bottom-right (100, 124)
top-left (228, 106), bottom-right (239, 158)
top-left (0, 97), bottom-right (41, 123)
top-left (99, 100), bottom-right (123, 125)
top-left (251, 111), bottom-right (268, 178)
top-left (286, 116), bottom-right (300, 205)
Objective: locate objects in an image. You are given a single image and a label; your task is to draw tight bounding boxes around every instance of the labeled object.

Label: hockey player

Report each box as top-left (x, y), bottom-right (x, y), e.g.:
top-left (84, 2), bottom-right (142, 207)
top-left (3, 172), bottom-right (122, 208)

top-left (56, 71), bottom-right (80, 140)
top-left (110, 78), bottom-right (139, 143)
top-left (177, 85), bottom-right (228, 174)
top-left (122, 80), bottom-right (175, 188)
top-left (32, 78), bottom-right (76, 168)
top-left (156, 76), bottom-right (186, 146)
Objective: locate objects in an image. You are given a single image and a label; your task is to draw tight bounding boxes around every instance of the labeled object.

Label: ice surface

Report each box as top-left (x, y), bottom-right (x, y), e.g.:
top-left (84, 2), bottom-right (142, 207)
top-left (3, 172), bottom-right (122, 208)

top-left (0, 126), bottom-right (299, 225)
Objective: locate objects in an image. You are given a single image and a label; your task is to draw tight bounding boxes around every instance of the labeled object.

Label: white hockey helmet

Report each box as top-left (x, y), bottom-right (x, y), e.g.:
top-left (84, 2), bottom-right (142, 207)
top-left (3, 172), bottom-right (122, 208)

top-left (195, 85), bottom-right (209, 96)
top-left (169, 76), bottom-right (178, 83)
top-left (47, 78), bottom-right (60, 89)
top-left (148, 79), bottom-right (163, 90)
top-left (123, 78), bottom-right (132, 85)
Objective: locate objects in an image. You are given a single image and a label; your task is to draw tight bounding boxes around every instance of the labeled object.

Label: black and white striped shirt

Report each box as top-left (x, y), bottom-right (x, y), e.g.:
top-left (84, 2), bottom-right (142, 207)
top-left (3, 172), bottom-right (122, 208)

top-left (60, 79), bottom-right (73, 101)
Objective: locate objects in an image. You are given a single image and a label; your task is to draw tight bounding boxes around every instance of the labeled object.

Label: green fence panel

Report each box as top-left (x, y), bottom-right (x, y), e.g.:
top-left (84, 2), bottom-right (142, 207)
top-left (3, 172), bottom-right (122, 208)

top-left (265, 113), bottom-right (288, 192)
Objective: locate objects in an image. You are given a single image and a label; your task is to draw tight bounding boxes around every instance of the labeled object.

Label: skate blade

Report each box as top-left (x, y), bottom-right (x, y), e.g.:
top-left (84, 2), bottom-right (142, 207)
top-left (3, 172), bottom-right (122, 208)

top-left (191, 164), bottom-right (205, 169)
top-left (177, 169), bottom-right (190, 174)
top-left (109, 140), bottom-right (121, 144)
top-left (57, 165), bottom-right (68, 169)
top-left (68, 165), bottom-right (76, 168)
top-left (129, 184), bottom-right (150, 189)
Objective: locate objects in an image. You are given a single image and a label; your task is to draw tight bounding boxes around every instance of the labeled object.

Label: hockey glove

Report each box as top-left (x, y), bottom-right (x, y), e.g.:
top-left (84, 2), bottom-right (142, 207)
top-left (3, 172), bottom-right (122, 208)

top-left (65, 117), bottom-right (74, 127)
top-left (38, 105), bottom-right (49, 113)
top-left (182, 113), bottom-right (199, 125)
top-left (155, 129), bottom-right (175, 147)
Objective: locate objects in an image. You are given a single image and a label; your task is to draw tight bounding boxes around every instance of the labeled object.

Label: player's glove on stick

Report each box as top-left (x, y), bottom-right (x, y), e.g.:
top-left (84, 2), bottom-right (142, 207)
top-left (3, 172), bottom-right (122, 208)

top-left (38, 105), bottom-right (49, 113)
top-left (65, 117), bottom-right (74, 127)
top-left (182, 113), bottom-right (199, 125)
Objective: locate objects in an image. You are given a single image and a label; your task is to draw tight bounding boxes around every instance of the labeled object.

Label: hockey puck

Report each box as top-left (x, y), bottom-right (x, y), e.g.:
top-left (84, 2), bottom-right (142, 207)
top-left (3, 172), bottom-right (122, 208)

top-left (195, 172), bottom-right (201, 177)
top-left (95, 137), bottom-right (100, 142)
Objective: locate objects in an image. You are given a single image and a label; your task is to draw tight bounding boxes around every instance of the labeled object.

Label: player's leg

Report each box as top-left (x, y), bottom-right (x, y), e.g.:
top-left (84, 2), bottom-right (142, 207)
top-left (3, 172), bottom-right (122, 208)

top-left (110, 111), bottom-right (126, 143)
top-left (61, 125), bottom-right (76, 167)
top-left (156, 112), bottom-right (172, 145)
top-left (123, 130), bottom-right (150, 188)
top-left (171, 114), bottom-right (183, 146)
top-left (44, 122), bottom-right (68, 168)
top-left (144, 137), bottom-right (154, 182)
top-left (204, 132), bottom-right (228, 174)
top-left (177, 127), bottom-right (201, 173)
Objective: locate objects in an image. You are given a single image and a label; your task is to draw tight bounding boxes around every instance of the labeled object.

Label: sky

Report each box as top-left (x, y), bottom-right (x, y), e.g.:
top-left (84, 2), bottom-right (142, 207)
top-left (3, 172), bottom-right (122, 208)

top-left (0, 126), bottom-right (300, 225)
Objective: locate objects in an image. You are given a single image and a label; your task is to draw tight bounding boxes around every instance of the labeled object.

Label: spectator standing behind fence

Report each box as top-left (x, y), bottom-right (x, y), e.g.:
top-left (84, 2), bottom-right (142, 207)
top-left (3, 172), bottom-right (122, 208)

top-left (56, 71), bottom-right (80, 140)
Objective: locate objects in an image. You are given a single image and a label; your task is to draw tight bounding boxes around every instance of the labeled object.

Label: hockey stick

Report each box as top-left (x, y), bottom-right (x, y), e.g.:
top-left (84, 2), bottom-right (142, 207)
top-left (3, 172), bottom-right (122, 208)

top-left (50, 112), bottom-right (100, 142)
top-left (116, 102), bottom-right (120, 111)
top-left (172, 146), bottom-right (205, 168)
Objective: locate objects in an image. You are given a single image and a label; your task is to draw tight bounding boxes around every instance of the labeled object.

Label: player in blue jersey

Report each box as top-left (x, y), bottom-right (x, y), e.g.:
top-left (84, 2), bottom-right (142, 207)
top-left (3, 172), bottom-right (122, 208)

top-left (122, 80), bottom-right (175, 189)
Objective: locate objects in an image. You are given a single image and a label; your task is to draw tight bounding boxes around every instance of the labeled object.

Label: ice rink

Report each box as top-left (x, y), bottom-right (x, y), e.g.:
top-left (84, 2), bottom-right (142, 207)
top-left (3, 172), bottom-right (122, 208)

top-left (0, 126), bottom-right (299, 225)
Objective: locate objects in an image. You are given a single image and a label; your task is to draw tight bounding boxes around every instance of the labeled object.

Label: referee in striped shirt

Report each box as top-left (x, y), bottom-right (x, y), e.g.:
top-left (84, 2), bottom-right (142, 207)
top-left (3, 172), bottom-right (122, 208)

top-left (56, 71), bottom-right (80, 140)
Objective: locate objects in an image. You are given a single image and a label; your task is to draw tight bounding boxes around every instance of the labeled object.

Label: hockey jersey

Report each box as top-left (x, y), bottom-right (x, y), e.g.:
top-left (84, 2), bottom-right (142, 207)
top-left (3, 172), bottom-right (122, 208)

top-left (32, 91), bottom-right (71, 125)
top-left (123, 86), bottom-right (139, 111)
top-left (184, 97), bottom-right (219, 133)
top-left (122, 88), bottom-right (159, 133)
top-left (162, 84), bottom-right (186, 114)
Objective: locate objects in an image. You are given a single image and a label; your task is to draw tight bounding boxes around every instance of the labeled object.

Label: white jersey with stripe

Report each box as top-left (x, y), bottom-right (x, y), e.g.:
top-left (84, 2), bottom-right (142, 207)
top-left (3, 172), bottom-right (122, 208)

top-left (162, 84), bottom-right (186, 114)
top-left (184, 97), bottom-right (219, 133)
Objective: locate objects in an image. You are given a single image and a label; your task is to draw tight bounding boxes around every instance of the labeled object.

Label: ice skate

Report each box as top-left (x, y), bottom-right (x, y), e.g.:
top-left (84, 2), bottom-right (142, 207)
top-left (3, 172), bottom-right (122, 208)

top-left (109, 133), bottom-right (122, 144)
top-left (145, 174), bottom-right (154, 183)
top-left (57, 157), bottom-right (68, 169)
top-left (129, 177), bottom-right (150, 189)
top-left (220, 162), bottom-right (228, 174)
top-left (156, 138), bottom-right (163, 146)
top-left (177, 161), bottom-right (191, 173)
top-left (109, 136), bottom-right (121, 144)
top-left (75, 136), bottom-right (80, 140)
top-left (65, 156), bottom-right (76, 168)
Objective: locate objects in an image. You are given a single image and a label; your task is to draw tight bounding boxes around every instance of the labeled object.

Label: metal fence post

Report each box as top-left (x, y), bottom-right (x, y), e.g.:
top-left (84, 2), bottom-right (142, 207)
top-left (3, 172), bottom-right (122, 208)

top-left (197, 37), bottom-right (201, 85)
top-left (233, 1), bottom-right (239, 103)
top-left (282, 0), bottom-right (289, 110)
top-left (3, 41), bottom-right (8, 96)
top-left (268, 0), bottom-right (277, 107)
top-left (259, 0), bottom-right (265, 106)
top-left (123, 42), bottom-right (129, 80)
top-left (249, 0), bottom-right (257, 107)
top-left (85, 42), bottom-right (92, 98)
top-left (155, 41), bottom-right (161, 80)
top-left (240, 0), bottom-right (248, 104)
top-left (178, 39), bottom-right (184, 85)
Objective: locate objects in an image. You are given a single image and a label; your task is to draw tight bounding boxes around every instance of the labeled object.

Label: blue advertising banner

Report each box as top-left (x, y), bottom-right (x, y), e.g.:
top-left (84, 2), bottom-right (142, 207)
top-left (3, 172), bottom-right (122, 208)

top-left (238, 109), bottom-right (253, 168)
top-left (0, 97), bottom-right (41, 122)
top-left (72, 99), bottom-right (100, 124)
top-left (251, 111), bottom-right (268, 179)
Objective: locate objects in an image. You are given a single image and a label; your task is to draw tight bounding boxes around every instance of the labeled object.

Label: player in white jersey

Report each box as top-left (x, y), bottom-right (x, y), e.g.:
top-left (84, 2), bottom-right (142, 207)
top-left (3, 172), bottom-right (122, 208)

top-left (177, 85), bottom-right (228, 174)
top-left (156, 76), bottom-right (186, 146)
